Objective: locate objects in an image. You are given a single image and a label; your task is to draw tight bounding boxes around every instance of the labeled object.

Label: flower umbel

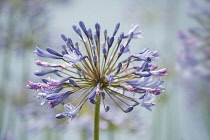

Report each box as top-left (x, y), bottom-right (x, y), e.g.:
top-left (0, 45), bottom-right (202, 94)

top-left (27, 21), bottom-right (167, 123)
top-left (178, 0), bottom-right (210, 78)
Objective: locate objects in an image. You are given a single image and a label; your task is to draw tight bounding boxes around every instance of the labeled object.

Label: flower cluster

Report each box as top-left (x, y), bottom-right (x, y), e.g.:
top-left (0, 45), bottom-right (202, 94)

top-left (177, 2), bottom-right (210, 138)
top-left (27, 21), bottom-right (167, 123)
top-left (178, 0), bottom-right (210, 78)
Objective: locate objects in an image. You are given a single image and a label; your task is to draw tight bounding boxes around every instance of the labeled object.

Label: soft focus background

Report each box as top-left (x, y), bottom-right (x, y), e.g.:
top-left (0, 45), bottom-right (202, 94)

top-left (0, 0), bottom-right (209, 140)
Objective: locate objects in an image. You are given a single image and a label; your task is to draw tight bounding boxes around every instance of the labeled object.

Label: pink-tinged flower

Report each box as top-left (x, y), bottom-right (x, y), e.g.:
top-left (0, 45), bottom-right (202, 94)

top-left (96, 84), bottom-right (102, 95)
top-left (151, 68), bottom-right (168, 76)
top-left (120, 84), bottom-right (139, 93)
top-left (148, 89), bottom-right (162, 95)
top-left (35, 60), bottom-right (61, 67)
top-left (47, 77), bottom-right (70, 86)
top-left (149, 65), bottom-right (158, 71)
top-left (27, 81), bottom-right (41, 90)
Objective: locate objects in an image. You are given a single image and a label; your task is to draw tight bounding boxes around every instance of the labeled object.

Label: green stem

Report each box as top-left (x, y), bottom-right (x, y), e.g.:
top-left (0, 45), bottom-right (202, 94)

top-left (94, 95), bottom-right (100, 140)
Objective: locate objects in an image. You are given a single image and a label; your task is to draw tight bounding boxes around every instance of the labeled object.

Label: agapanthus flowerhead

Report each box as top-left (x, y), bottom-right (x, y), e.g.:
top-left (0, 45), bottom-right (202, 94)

top-left (27, 21), bottom-right (167, 123)
top-left (178, 0), bottom-right (210, 78)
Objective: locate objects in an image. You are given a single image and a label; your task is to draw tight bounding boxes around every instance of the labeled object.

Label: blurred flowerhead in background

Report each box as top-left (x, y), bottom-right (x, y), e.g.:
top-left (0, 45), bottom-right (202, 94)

top-left (178, 0), bottom-right (210, 79)
top-left (177, 1), bottom-right (210, 139)
top-left (177, 0), bottom-right (210, 103)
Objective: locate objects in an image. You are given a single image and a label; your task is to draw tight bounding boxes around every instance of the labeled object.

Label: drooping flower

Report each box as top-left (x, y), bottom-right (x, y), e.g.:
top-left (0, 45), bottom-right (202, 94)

top-left (139, 93), bottom-right (156, 111)
top-left (56, 104), bottom-right (82, 123)
top-left (47, 91), bottom-right (71, 108)
top-left (27, 21), bottom-right (167, 123)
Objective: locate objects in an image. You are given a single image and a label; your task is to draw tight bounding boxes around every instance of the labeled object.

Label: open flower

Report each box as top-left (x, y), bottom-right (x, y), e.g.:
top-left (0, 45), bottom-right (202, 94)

top-left (27, 21), bottom-right (167, 123)
top-left (139, 93), bottom-right (156, 111)
top-left (56, 104), bottom-right (82, 123)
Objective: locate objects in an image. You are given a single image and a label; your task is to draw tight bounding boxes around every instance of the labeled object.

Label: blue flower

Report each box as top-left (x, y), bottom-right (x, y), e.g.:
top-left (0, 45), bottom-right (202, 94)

top-left (88, 91), bottom-right (97, 104)
top-left (56, 104), bottom-right (82, 123)
top-left (34, 47), bottom-right (62, 59)
top-left (123, 24), bottom-right (142, 39)
top-left (36, 87), bottom-right (64, 105)
top-left (36, 92), bottom-right (48, 105)
top-left (63, 49), bottom-right (86, 64)
top-left (132, 48), bottom-right (159, 62)
top-left (47, 91), bottom-right (71, 108)
top-left (139, 93), bottom-right (156, 111)
top-left (127, 77), bottom-right (165, 95)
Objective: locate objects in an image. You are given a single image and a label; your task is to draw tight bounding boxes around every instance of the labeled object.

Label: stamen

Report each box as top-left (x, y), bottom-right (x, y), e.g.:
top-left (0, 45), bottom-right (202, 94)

top-left (75, 87), bottom-right (95, 108)
top-left (70, 88), bottom-right (90, 104)
top-left (105, 90), bottom-right (125, 112)
top-left (107, 89), bottom-right (131, 106)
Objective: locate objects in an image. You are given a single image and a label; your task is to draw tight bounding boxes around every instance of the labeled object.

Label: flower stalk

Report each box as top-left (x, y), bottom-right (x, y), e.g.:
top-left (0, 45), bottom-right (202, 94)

top-left (94, 94), bottom-right (100, 140)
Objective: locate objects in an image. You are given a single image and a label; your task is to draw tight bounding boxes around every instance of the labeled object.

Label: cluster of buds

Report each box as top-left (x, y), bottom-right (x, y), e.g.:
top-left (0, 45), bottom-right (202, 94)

top-left (27, 21), bottom-right (167, 123)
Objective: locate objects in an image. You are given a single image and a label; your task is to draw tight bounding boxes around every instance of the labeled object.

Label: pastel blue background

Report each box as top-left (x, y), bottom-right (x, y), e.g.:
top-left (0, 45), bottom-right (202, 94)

top-left (0, 0), bottom-right (209, 140)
